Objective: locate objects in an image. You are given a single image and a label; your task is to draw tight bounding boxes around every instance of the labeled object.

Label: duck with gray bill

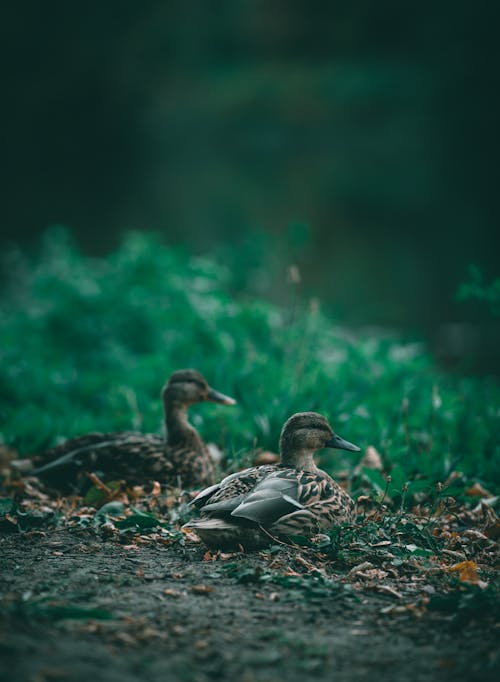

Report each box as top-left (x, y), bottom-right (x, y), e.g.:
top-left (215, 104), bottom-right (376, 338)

top-left (15, 369), bottom-right (236, 491)
top-left (184, 411), bottom-right (360, 550)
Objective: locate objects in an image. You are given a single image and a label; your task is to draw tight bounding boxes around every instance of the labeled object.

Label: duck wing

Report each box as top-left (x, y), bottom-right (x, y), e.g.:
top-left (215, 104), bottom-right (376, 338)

top-left (192, 464), bottom-right (278, 512)
top-left (232, 469), bottom-right (354, 530)
top-left (190, 468), bottom-right (254, 508)
top-left (230, 470), bottom-right (304, 526)
top-left (30, 432), bottom-right (162, 475)
top-left (27, 431), bottom-right (173, 491)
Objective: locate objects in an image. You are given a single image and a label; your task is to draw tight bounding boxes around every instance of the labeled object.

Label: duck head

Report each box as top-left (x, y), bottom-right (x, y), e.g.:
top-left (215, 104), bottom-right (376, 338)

top-left (279, 411), bottom-right (360, 471)
top-left (162, 369), bottom-right (236, 409)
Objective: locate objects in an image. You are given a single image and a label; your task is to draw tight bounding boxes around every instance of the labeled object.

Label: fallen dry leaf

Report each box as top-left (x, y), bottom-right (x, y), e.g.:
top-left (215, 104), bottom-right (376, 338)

top-left (21, 482), bottom-right (51, 501)
top-left (282, 568), bottom-right (302, 577)
top-left (295, 554), bottom-right (321, 572)
top-left (171, 624), bottom-right (186, 636)
top-left (349, 562), bottom-right (374, 576)
top-left (191, 584), bottom-right (214, 595)
top-left (356, 569), bottom-right (389, 581)
top-left (376, 585), bottom-right (403, 599)
top-left (114, 632), bottom-right (138, 647)
top-left (465, 482), bottom-right (492, 498)
top-left (448, 560), bottom-right (478, 581)
top-left (441, 549), bottom-right (467, 562)
top-left (163, 589), bottom-right (182, 598)
top-left (140, 627), bottom-right (166, 640)
top-left (462, 529), bottom-right (491, 546)
top-left (181, 528), bottom-right (201, 543)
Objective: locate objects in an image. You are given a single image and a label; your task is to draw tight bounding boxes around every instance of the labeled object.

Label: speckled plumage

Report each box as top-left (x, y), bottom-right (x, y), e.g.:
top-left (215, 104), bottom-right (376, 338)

top-left (185, 411), bottom-right (360, 549)
top-left (25, 370), bottom-right (235, 491)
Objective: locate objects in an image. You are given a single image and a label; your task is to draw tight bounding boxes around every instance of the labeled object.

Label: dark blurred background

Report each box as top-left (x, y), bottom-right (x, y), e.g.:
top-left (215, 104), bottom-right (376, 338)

top-left (1, 1), bottom-right (499, 369)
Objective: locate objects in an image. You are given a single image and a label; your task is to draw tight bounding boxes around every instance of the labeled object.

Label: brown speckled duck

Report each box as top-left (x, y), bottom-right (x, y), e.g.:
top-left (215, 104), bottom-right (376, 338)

top-left (23, 369), bottom-right (236, 491)
top-left (185, 411), bottom-right (360, 549)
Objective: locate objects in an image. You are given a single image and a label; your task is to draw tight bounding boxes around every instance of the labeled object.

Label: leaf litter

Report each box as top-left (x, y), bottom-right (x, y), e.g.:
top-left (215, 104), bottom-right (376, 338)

top-left (0, 469), bottom-right (498, 681)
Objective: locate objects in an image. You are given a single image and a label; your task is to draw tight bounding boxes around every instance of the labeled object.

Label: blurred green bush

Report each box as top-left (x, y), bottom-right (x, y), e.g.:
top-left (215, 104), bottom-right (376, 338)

top-left (457, 265), bottom-right (500, 318)
top-left (0, 229), bottom-right (498, 487)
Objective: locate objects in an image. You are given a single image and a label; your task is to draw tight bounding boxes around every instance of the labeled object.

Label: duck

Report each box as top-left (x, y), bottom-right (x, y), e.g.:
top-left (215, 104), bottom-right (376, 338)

top-left (20, 369), bottom-right (236, 491)
top-left (184, 411), bottom-right (360, 550)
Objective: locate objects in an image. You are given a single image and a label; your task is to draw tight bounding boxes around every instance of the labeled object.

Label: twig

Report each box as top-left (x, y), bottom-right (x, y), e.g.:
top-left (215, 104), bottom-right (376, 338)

top-left (379, 476), bottom-right (391, 506)
top-left (377, 584), bottom-right (403, 599)
top-left (86, 472), bottom-right (112, 496)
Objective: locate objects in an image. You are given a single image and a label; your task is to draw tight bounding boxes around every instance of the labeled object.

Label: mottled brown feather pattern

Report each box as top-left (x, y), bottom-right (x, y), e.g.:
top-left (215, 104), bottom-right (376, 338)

top-left (269, 469), bottom-right (356, 535)
top-left (194, 464), bottom-right (279, 507)
top-left (26, 370), bottom-right (234, 490)
top-left (187, 412), bottom-right (360, 549)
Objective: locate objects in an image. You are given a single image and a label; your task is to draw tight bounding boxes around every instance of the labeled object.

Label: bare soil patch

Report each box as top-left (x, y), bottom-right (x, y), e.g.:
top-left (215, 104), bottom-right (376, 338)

top-left (1, 523), bottom-right (498, 682)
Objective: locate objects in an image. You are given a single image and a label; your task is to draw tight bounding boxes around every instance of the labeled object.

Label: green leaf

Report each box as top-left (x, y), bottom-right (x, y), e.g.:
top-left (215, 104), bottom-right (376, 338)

top-left (0, 497), bottom-right (14, 516)
top-left (404, 543), bottom-right (433, 557)
top-left (286, 534), bottom-right (312, 547)
top-left (361, 467), bottom-right (388, 494)
top-left (24, 603), bottom-right (113, 621)
top-left (95, 501), bottom-right (126, 517)
top-left (115, 506), bottom-right (161, 530)
top-left (388, 464), bottom-right (407, 495)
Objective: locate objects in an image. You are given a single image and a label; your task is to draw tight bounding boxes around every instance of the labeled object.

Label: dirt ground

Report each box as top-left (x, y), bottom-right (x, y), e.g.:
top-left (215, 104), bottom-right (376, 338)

top-left (0, 527), bottom-right (497, 682)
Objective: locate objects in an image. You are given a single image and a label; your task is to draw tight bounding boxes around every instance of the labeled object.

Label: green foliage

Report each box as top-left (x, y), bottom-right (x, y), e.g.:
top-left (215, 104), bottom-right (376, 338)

top-left (113, 506), bottom-right (164, 531)
top-left (0, 496), bottom-right (59, 532)
top-left (457, 265), bottom-right (500, 317)
top-left (0, 229), bottom-right (498, 488)
top-left (325, 516), bottom-right (439, 568)
top-left (224, 562), bottom-right (349, 602)
top-left (7, 598), bottom-right (113, 622)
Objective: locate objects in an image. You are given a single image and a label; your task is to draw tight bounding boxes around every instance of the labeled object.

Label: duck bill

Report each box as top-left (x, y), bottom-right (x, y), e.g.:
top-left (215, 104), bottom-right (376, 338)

top-left (326, 433), bottom-right (361, 452)
top-left (206, 387), bottom-right (237, 406)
